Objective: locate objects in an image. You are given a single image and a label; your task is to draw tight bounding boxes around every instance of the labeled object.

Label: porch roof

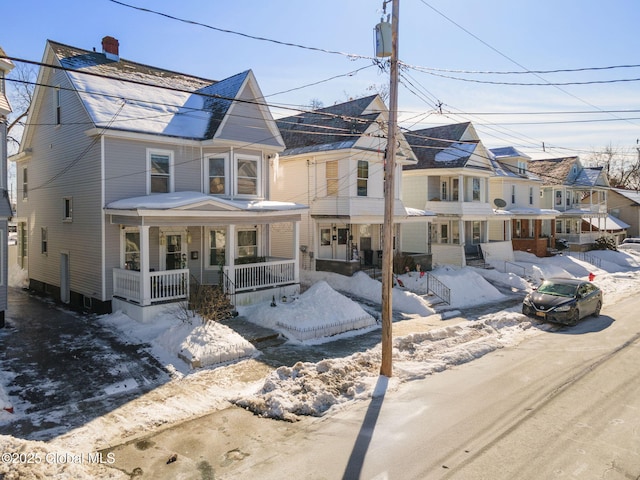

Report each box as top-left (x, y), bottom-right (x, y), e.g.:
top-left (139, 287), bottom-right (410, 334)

top-left (583, 214), bottom-right (630, 232)
top-left (507, 207), bottom-right (559, 218)
top-left (105, 191), bottom-right (308, 224)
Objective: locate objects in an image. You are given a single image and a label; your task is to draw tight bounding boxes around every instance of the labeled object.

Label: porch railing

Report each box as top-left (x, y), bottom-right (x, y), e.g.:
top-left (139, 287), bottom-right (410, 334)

top-left (113, 268), bottom-right (189, 305)
top-left (224, 259), bottom-right (296, 293)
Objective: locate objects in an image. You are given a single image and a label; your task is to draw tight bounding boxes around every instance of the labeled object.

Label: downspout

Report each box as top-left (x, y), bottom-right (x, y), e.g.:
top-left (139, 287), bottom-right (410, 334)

top-left (101, 135), bottom-right (106, 302)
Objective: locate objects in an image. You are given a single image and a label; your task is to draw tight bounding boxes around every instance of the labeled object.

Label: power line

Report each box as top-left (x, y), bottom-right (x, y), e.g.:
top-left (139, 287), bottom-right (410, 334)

top-left (108, 0), bottom-right (373, 61)
top-left (401, 62), bottom-right (640, 76)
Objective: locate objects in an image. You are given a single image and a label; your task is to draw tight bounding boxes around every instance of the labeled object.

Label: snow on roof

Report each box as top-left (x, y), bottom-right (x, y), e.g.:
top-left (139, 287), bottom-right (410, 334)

top-left (584, 214), bottom-right (630, 231)
top-left (612, 188), bottom-right (640, 205)
top-left (405, 207), bottom-right (436, 217)
top-left (508, 207), bottom-right (559, 216)
top-left (489, 146), bottom-right (530, 159)
top-left (52, 41), bottom-right (248, 140)
top-left (573, 167), bottom-right (602, 187)
top-left (434, 142), bottom-right (475, 163)
top-left (105, 191), bottom-right (307, 211)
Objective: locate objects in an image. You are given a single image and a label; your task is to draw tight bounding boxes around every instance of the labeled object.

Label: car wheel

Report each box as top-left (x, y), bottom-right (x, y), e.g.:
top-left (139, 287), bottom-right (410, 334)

top-left (568, 309), bottom-right (580, 326)
top-left (593, 301), bottom-right (602, 317)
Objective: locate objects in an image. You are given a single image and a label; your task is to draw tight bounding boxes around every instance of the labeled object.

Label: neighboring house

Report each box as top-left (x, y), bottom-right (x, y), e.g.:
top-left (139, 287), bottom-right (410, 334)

top-left (403, 122), bottom-right (495, 267)
top-left (271, 95), bottom-right (434, 276)
top-left (11, 37), bottom-right (306, 321)
top-left (488, 147), bottom-right (558, 257)
top-left (527, 156), bottom-right (610, 251)
top-left (0, 46), bottom-right (14, 327)
top-left (607, 188), bottom-right (640, 238)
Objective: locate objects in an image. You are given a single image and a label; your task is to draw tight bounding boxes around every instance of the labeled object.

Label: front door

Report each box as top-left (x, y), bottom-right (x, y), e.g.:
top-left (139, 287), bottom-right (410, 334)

top-left (163, 233), bottom-right (185, 270)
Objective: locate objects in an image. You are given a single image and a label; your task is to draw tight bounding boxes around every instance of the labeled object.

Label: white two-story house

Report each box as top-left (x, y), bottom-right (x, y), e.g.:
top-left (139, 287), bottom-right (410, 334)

top-left (488, 147), bottom-right (558, 257)
top-left (402, 122), bottom-right (494, 267)
top-left (527, 156), bottom-right (609, 251)
top-left (271, 95), bottom-right (434, 276)
top-left (12, 37), bottom-right (306, 321)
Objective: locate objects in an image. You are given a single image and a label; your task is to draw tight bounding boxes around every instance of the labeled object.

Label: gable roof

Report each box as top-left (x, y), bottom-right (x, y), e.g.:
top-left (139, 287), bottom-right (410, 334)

top-left (276, 95), bottom-right (382, 155)
top-left (47, 40), bottom-right (252, 140)
top-left (527, 156), bottom-right (609, 188)
top-left (403, 122), bottom-right (492, 170)
top-left (488, 147), bottom-right (540, 180)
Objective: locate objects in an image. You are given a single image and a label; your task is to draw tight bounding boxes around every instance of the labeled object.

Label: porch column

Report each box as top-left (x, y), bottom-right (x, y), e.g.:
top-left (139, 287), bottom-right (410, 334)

top-left (293, 221), bottom-right (300, 282)
top-left (227, 224), bottom-right (236, 289)
top-left (140, 225), bottom-right (151, 306)
top-left (458, 175), bottom-right (464, 203)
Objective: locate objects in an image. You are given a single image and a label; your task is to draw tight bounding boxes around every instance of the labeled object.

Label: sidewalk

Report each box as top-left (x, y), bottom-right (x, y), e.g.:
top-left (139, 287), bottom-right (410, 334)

top-left (0, 288), bottom-right (169, 441)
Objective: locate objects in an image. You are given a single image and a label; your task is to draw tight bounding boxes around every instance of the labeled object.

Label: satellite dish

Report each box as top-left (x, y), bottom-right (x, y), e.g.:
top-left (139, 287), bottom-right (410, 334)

top-left (494, 198), bottom-right (507, 208)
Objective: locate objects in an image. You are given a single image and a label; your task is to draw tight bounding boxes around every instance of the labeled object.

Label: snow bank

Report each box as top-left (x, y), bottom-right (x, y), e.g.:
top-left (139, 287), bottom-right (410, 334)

top-left (100, 309), bottom-right (257, 373)
top-left (234, 309), bottom-right (544, 421)
top-left (301, 270), bottom-right (435, 316)
top-left (239, 281), bottom-right (377, 341)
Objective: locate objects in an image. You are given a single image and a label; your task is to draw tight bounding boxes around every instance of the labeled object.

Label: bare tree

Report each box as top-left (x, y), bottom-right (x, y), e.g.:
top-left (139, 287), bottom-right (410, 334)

top-left (308, 98), bottom-right (324, 110)
top-left (6, 63), bottom-right (36, 153)
top-left (585, 144), bottom-right (640, 189)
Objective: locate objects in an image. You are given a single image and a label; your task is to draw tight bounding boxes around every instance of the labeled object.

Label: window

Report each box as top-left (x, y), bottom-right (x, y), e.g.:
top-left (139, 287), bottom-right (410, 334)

top-left (441, 181), bottom-right (448, 201)
top-left (321, 228), bottom-right (331, 246)
top-left (54, 86), bottom-right (61, 125)
top-left (208, 229), bottom-right (226, 267)
top-left (124, 231), bottom-right (140, 270)
top-left (63, 197), bottom-right (73, 222)
top-left (452, 178), bottom-right (459, 201)
top-left (41, 227), bottom-right (48, 255)
top-left (326, 161), bottom-right (339, 196)
top-left (237, 229), bottom-right (257, 258)
top-left (236, 156), bottom-right (258, 195)
top-left (555, 190), bottom-right (562, 206)
top-left (472, 178), bottom-right (481, 201)
top-left (511, 185), bottom-right (516, 204)
top-left (357, 160), bottom-right (368, 196)
top-left (148, 149), bottom-right (173, 194)
top-left (22, 167), bottom-right (28, 200)
top-left (517, 161), bottom-right (527, 175)
top-left (529, 187), bottom-right (534, 205)
top-left (207, 156), bottom-right (227, 195)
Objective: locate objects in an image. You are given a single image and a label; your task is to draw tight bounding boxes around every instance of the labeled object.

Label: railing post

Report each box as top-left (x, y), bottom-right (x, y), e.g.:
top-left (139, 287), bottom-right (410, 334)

top-left (140, 226), bottom-right (151, 306)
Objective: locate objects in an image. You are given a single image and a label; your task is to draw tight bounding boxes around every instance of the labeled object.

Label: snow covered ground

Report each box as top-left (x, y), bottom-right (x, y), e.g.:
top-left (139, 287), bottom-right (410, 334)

top-left (2, 249), bottom-right (640, 479)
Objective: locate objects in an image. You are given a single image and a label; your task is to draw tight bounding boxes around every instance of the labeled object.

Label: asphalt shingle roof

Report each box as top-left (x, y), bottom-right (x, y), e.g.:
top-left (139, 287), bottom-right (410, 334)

top-left (403, 122), bottom-right (477, 170)
top-left (276, 95), bottom-right (381, 155)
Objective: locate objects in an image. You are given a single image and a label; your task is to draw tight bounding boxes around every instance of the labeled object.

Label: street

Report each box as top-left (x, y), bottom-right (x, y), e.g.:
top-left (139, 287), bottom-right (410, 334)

top-left (106, 292), bottom-right (640, 480)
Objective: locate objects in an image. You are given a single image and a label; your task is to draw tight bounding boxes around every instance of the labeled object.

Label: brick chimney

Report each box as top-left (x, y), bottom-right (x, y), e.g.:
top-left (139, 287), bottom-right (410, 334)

top-left (101, 36), bottom-right (119, 61)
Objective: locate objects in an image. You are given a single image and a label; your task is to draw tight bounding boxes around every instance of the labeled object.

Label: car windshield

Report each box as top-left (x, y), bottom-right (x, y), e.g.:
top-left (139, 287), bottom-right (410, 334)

top-left (537, 281), bottom-right (578, 298)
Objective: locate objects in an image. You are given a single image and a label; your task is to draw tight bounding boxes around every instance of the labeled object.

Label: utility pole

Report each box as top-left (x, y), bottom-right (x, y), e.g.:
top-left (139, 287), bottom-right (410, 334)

top-left (380, 0), bottom-right (399, 378)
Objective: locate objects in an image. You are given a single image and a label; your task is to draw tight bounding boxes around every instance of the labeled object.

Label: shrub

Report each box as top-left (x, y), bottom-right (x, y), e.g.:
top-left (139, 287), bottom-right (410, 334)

top-left (189, 280), bottom-right (235, 323)
top-left (594, 236), bottom-right (617, 251)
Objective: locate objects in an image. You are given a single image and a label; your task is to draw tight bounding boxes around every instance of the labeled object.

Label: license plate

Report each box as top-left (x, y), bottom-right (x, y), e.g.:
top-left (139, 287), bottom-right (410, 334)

top-left (536, 311), bottom-right (545, 317)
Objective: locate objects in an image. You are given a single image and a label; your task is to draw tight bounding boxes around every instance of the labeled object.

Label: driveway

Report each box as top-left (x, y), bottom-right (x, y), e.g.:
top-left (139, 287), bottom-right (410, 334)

top-left (0, 288), bottom-right (169, 441)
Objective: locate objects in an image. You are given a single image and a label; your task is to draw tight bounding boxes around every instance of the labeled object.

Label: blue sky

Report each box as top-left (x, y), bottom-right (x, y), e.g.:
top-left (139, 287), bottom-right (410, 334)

top-left (3, 0), bottom-right (640, 160)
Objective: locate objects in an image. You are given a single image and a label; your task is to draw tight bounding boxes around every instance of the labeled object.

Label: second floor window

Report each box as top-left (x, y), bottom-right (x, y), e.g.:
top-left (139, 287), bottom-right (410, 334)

top-left (357, 160), bottom-right (368, 196)
top-left (148, 150), bottom-right (173, 194)
top-left (236, 156), bottom-right (258, 196)
top-left (63, 197), bottom-right (72, 222)
top-left (326, 161), bottom-right (338, 196)
top-left (472, 178), bottom-right (481, 201)
top-left (208, 156), bottom-right (227, 195)
top-left (54, 86), bottom-right (61, 125)
top-left (529, 187), bottom-right (534, 205)
top-left (511, 185), bottom-right (516, 204)
top-left (22, 167), bottom-right (28, 200)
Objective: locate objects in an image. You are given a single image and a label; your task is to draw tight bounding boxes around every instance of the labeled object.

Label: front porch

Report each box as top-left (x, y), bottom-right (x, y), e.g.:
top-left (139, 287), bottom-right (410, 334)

top-left (105, 191), bottom-right (307, 321)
